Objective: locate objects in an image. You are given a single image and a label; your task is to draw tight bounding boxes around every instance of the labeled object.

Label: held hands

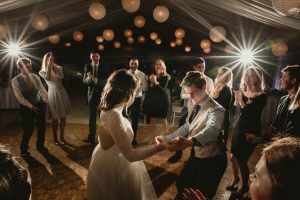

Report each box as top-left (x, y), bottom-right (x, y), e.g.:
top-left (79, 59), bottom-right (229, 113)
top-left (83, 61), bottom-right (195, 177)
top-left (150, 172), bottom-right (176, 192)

top-left (149, 74), bottom-right (158, 85)
top-left (155, 136), bottom-right (193, 151)
top-left (87, 72), bottom-right (94, 82)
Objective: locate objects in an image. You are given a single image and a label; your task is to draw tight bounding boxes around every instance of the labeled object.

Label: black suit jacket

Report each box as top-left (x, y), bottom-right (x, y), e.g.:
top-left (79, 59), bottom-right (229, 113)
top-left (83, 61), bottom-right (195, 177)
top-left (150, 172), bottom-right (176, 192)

top-left (83, 63), bottom-right (110, 104)
top-left (272, 95), bottom-right (291, 132)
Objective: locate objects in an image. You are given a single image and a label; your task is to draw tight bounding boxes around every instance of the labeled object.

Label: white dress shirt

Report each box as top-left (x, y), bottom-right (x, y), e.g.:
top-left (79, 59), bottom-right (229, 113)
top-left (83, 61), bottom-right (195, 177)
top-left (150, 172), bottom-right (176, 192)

top-left (128, 69), bottom-right (147, 98)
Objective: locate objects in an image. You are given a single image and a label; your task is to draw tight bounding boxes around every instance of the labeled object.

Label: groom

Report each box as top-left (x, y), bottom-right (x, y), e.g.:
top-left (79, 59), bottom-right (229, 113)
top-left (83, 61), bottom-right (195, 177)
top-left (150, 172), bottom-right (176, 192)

top-left (156, 71), bottom-right (227, 199)
top-left (83, 50), bottom-right (110, 144)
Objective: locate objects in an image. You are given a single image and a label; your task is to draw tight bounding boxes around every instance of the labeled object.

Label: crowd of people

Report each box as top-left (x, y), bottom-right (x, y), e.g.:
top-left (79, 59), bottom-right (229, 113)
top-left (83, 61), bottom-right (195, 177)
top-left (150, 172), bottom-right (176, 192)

top-left (1, 50), bottom-right (300, 200)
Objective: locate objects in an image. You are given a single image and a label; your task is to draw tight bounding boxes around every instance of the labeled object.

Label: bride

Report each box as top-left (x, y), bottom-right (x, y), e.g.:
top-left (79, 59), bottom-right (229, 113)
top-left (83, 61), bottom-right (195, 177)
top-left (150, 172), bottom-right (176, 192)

top-left (87, 69), bottom-right (164, 200)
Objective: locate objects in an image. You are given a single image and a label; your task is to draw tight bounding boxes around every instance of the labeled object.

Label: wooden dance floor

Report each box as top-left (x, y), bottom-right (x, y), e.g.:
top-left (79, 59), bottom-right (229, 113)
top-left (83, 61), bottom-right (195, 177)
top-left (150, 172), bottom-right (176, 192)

top-left (0, 120), bottom-right (263, 200)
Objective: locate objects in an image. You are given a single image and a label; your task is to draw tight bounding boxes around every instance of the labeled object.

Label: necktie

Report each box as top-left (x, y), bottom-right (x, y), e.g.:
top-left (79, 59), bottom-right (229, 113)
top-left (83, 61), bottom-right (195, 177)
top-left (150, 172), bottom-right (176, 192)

top-left (189, 105), bottom-right (201, 123)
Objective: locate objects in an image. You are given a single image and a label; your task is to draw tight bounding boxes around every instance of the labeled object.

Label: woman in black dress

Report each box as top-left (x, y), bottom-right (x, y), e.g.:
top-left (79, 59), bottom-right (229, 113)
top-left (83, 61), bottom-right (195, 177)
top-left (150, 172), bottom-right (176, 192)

top-left (143, 59), bottom-right (170, 136)
top-left (212, 67), bottom-right (233, 143)
top-left (227, 67), bottom-right (267, 197)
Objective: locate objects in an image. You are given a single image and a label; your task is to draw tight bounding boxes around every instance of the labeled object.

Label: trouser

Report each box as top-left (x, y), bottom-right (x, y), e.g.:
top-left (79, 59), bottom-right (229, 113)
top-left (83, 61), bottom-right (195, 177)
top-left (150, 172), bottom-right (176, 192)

top-left (129, 97), bottom-right (142, 140)
top-left (88, 99), bottom-right (100, 142)
top-left (176, 152), bottom-right (227, 199)
top-left (20, 103), bottom-right (46, 152)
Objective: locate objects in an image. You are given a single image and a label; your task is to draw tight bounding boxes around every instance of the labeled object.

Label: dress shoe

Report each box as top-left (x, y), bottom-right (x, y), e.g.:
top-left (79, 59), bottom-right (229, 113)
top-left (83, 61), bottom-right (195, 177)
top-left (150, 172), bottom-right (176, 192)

top-left (168, 151), bottom-right (182, 163)
top-left (37, 147), bottom-right (49, 153)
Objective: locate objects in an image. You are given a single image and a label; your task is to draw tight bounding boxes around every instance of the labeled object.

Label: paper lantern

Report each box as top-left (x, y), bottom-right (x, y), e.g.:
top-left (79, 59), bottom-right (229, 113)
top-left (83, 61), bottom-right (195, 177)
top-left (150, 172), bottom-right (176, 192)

top-left (98, 44), bottom-right (105, 51)
top-left (175, 28), bottom-right (185, 39)
top-left (209, 26), bottom-right (226, 43)
top-left (134, 15), bottom-right (145, 28)
top-left (272, 41), bottom-right (288, 56)
top-left (137, 35), bottom-right (145, 43)
top-left (203, 48), bottom-right (211, 54)
top-left (122, 0), bottom-right (140, 13)
top-left (155, 38), bottom-right (162, 45)
top-left (89, 2), bottom-right (106, 20)
top-left (272, 0), bottom-right (300, 16)
top-left (0, 25), bottom-right (7, 39)
top-left (185, 46), bottom-right (191, 52)
top-left (153, 5), bottom-right (169, 23)
top-left (170, 41), bottom-right (176, 47)
top-left (48, 35), bottom-right (60, 44)
top-left (65, 43), bottom-right (71, 47)
top-left (150, 32), bottom-right (158, 40)
top-left (127, 37), bottom-right (134, 44)
top-left (224, 44), bottom-right (235, 54)
top-left (96, 36), bottom-right (104, 43)
top-left (31, 14), bottom-right (50, 30)
top-left (114, 41), bottom-right (121, 48)
top-left (200, 39), bottom-right (211, 49)
top-left (103, 29), bottom-right (115, 41)
top-left (175, 38), bottom-right (183, 46)
top-left (73, 31), bottom-right (84, 41)
top-left (124, 29), bottom-right (133, 38)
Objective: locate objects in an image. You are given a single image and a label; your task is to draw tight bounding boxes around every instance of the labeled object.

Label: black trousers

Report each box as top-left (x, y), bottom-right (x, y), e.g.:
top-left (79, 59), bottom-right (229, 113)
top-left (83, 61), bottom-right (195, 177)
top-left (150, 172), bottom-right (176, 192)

top-left (129, 97), bottom-right (142, 139)
top-left (176, 152), bottom-right (227, 199)
top-left (20, 103), bottom-right (46, 152)
top-left (88, 96), bottom-right (100, 142)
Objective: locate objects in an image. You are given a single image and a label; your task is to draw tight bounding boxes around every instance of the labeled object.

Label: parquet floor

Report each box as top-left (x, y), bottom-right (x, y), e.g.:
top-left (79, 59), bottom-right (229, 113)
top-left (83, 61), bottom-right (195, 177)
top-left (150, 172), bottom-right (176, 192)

top-left (0, 122), bottom-right (263, 200)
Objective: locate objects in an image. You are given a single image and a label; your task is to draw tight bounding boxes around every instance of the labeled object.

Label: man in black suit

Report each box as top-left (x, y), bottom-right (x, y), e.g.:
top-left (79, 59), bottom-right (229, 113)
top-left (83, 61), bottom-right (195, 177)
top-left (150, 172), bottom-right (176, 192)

top-left (83, 50), bottom-right (110, 144)
top-left (271, 65), bottom-right (300, 135)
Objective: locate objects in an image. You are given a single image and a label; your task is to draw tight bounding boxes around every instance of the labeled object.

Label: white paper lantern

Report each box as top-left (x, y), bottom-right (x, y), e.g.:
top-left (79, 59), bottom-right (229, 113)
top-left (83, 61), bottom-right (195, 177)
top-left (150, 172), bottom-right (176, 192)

top-left (122, 0), bottom-right (140, 13)
top-left (0, 25), bottom-right (7, 39)
top-left (138, 35), bottom-right (145, 43)
top-left (31, 14), bottom-right (50, 30)
top-left (103, 29), bottom-right (115, 41)
top-left (150, 32), bottom-right (158, 40)
top-left (224, 45), bottom-right (235, 54)
top-left (203, 48), bottom-right (211, 54)
top-left (124, 29), bottom-right (133, 38)
top-left (153, 5), bottom-right (169, 23)
top-left (65, 42), bottom-right (71, 47)
top-left (209, 26), bottom-right (226, 43)
top-left (73, 31), bottom-right (84, 41)
top-left (185, 46), bottom-right (191, 52)
top-left (127, 37), bottom-right (134, 44)
top-left (98, 44), bottom-right (105, 51)
top-left (200, 39), bottom-right (211, 49)
top-left (272, 41), bottom-right (288, 56)
top-left (170, 41), bottom-right (176, 47)
top-left (272, 0), bottom-right (300, 16)
top-left (175, 38), bottom-right (183, 46)
top-left (114, 41), bottom-right (121, 48)
top-left (96, 36), bottom-right (104, 43)
top-left (155, 38), bottom-right (162, 45)
top-left (48, 35), bottom-right (60, 44)
top-left (89, 2), bottom-right (106, 20)
top-left (175, 28), bottom-right (185, 39)
top-left (134, 15), bottom-right (145, 28)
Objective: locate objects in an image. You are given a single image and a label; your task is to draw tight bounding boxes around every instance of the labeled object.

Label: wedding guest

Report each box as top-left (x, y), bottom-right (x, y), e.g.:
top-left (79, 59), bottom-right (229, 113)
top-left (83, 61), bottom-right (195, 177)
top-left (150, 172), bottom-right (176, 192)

top-left (0, 145), bottom-right (32, 200)
top-left (143, 59), bottom-right (171, 136)
top-left (227, 67), bottom-right (267, 198)
top-left (87, 69), bottom-right (164, 200)
top-left (183, 137), bottom-right (300, 200)
top-left (127, 57), bottom-right (147, 145)
top-left (212, 67), bottom-right (233, 142)
top-left (83, 50), bottom-right (110, 144)
top-left (11, 58), bottom-right (48, 156)
top-left (39, 52), bottom-right (72, 145)
top-left (156, 71), bottom-right (227, 199)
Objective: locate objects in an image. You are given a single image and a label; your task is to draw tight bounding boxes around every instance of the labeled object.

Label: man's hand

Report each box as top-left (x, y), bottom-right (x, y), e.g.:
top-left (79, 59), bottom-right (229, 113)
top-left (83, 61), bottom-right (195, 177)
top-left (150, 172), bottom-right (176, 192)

top-left (169, 137), bottom-right (193, 151)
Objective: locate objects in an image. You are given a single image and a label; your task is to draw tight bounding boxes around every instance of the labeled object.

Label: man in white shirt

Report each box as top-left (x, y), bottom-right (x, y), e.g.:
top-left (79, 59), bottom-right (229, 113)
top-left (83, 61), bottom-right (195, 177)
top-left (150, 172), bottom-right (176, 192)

top-left (127, 57), bottom-right (147, 145)
top-left (11, 58), bottom-right (48, 156)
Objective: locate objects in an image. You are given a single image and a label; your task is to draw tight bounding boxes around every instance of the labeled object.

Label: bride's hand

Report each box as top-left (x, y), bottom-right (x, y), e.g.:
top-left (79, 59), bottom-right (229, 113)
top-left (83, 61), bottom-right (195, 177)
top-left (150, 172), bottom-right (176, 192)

top-left (155, 136), bottom-right (170, 150)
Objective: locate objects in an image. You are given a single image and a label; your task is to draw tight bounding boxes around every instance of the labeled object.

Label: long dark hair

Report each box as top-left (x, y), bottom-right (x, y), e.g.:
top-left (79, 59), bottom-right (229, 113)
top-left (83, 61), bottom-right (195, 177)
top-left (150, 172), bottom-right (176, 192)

top-left (99, 69), bottom-right (139, 111)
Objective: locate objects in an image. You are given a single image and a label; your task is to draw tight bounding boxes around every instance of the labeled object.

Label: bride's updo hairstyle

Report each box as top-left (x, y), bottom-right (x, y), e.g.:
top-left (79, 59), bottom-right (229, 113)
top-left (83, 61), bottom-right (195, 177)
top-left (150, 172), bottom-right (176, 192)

top-left (100, 69), bottom-right (139, 111)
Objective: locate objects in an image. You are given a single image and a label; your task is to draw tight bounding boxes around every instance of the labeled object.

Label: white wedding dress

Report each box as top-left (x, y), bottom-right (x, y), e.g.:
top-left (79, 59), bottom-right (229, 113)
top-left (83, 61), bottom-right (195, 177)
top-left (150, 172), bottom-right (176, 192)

top-left (87, 106), bottom-right (157, 200)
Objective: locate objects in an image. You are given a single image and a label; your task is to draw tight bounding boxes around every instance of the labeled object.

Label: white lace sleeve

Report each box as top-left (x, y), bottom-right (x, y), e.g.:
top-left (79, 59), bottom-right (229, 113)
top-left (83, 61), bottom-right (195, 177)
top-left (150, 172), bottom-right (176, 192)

top-left (107, 111), bottom-right (162, 162)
